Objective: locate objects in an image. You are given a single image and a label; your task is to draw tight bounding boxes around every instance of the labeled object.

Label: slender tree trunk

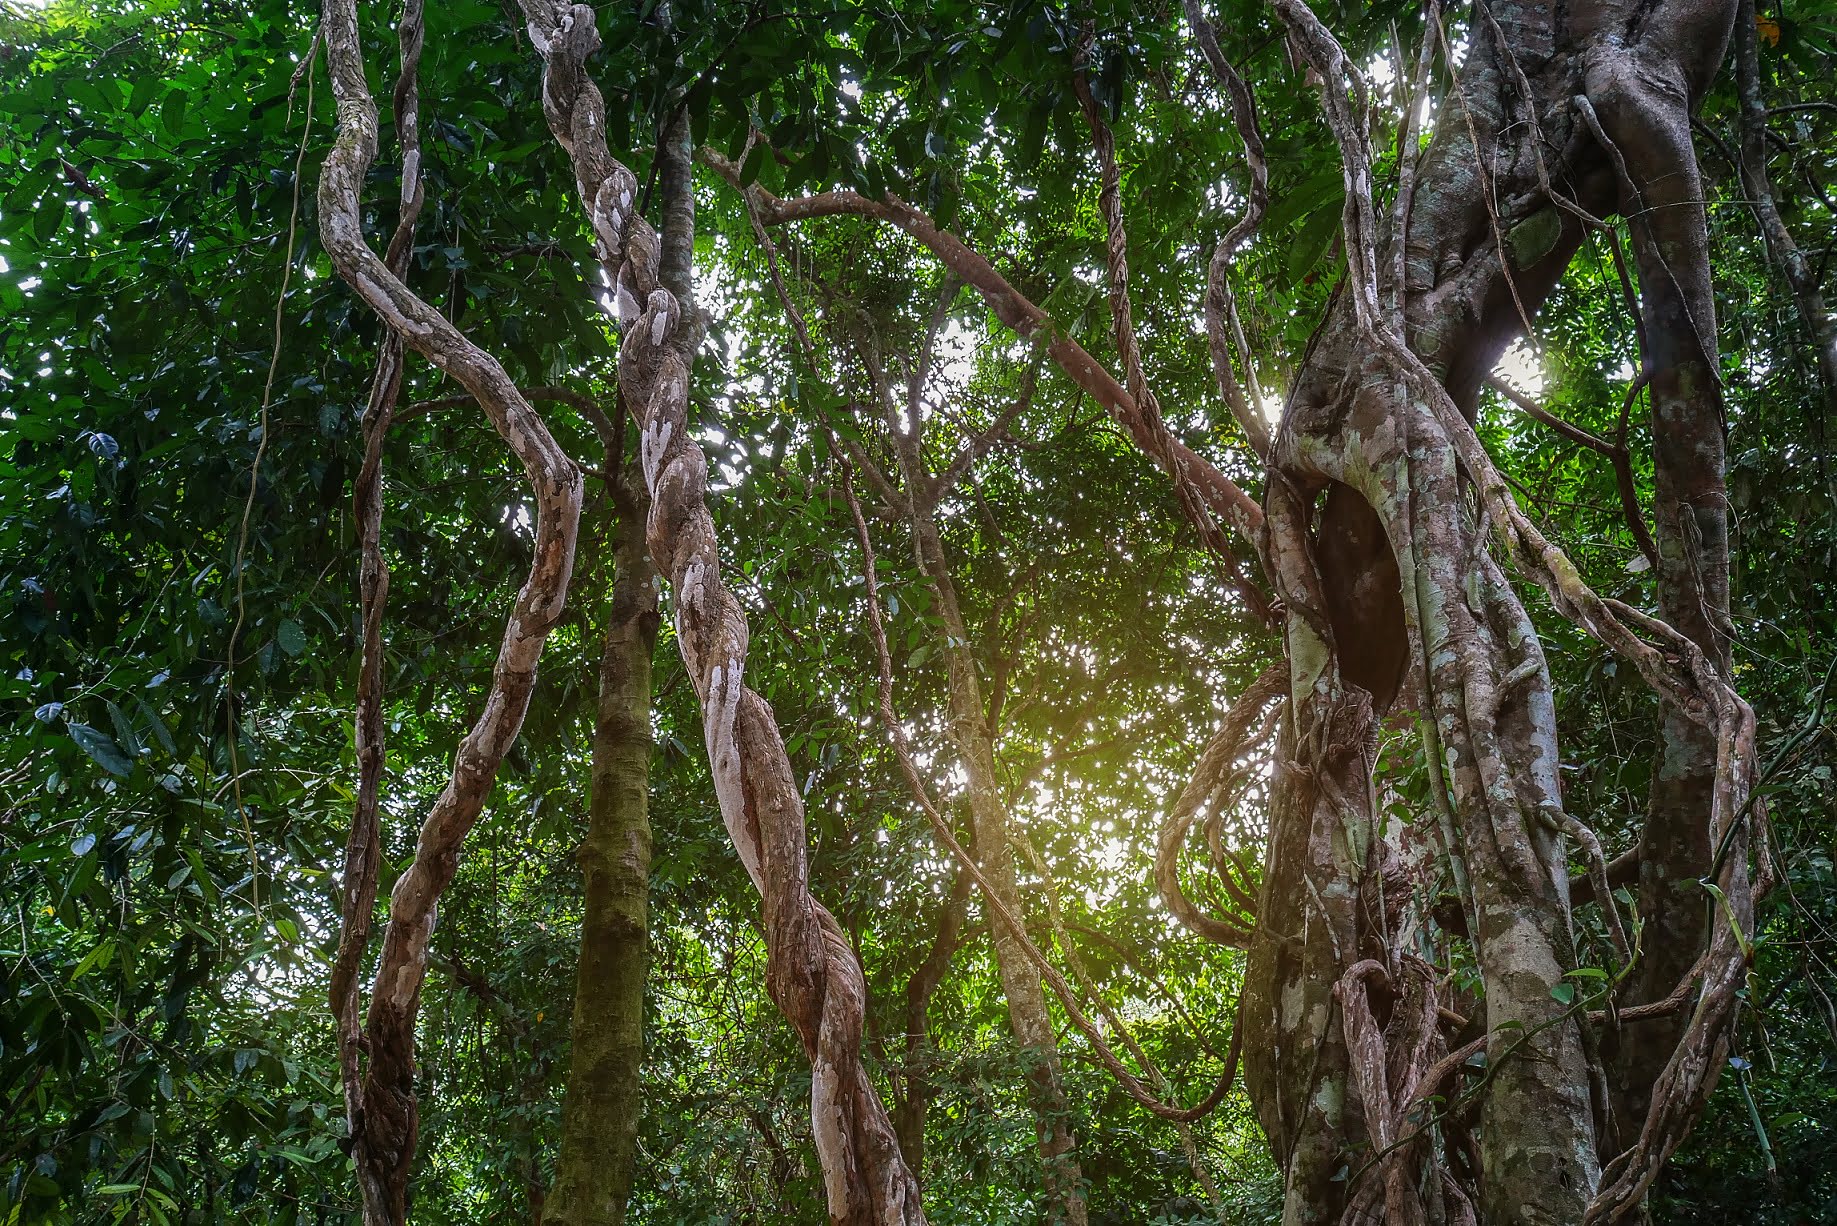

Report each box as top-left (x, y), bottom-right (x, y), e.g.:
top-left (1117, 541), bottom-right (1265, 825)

top-left (549, 104), bottom-right (692, 1226)
top-left (906, 508), bottom-right (1088, 1226)
top-left (548, 490), bottom-right (658, 1226)
top-left (520, 8), bottom-right (927, 1218)
top-left (1595, 9), bottom-right (1742, 1140)
top-left (890, 868), bottom-right (970, 1179)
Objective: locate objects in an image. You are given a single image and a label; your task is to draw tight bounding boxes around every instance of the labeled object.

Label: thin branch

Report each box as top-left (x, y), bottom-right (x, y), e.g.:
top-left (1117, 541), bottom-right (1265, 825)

top-left (1483, 374), bottom-right (1658, 569)
top-left (1184, 0), bottom-right (1275, 457)
top-left (843, 464), bottom-right (1244, 1125)
top-left (701, 150), bottom-right (1268, 556)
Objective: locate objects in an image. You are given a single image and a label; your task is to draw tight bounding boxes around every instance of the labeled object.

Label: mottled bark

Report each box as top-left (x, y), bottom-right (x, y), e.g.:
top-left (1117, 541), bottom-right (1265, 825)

top-left (1586, 0), bottom-right (1742, 1143)
top-left (548, 488), bottom-right (658, 1226)
top-left (1235, 0), bottom-right (1753, 1221)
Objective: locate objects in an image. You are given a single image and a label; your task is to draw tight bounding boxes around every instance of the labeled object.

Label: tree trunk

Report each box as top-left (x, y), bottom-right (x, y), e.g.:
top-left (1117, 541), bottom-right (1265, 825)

top-left (547, 488), bottom-right (658, 1226)
top-left (519, 7), bottom-right (928, 1218)
top-left (549, 102), bottom-right (692, 1226)
top-left (1594, 9), bottom-right (1740, 1140)
top-left (890, 868), bottom-right (970, 1180)
top-left (908, 505), bottom-right (1089, 1226)
top-left (1238, 0), bottom-right (1748, 1221)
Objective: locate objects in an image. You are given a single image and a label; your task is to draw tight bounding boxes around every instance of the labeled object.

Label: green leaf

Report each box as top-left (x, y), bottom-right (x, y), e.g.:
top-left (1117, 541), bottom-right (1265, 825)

top-left (738, 140), bottom-right (768, 187)
top-left (160, 89), bottom-right (190, 139)
top-left (33, 196), bottom-right (64, 243)
top-left (1549, 982), bottom-right (1577, 1005)
top-left (276, 619), bottom-right (307, 658)
top-left (1700, 880), bottom-right (1755, 959)
top-left (106, 700), bottom-right (143, 758)
top-left (68, 724), bottom-right (133, 777)
top-left (127, 74), bottom-right (162, 117)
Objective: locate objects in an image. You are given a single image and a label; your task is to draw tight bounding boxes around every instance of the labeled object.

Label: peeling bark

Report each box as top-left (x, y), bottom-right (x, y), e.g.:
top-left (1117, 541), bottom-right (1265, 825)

top-left (518, 4), bottom-right (925, 1220)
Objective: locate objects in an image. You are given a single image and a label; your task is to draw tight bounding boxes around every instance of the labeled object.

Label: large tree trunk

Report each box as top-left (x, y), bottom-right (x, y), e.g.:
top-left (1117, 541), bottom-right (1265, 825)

top-left (547, 488), bottom-right (658, 1226)
top-left (1238, 0), bottom-right (1748, 1221)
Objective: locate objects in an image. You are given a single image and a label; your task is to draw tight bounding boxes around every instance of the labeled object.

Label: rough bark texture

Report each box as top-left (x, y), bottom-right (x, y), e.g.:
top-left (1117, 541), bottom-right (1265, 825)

top-left (330, 0), bottom-right (422, 1169)
top-left (1594, 0), bottom-right (1740, 1141)
top-left (1224, 0), bottom-right (1761, 1221)
top-left (518, 5), bottom-right (926, 1221)
top-left (547, 479), bottom-right (658, 1226)
top-left (709, 3), bottom-right (1759, 1214)
top-left (318, 0), bottom-right (585, 1217)
top-left (546, 107), bottom-right (692, 1226)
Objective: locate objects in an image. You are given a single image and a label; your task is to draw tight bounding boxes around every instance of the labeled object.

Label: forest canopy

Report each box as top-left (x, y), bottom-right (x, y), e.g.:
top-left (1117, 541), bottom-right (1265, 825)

top-left (2, 0), bottom-right (1835, 1222)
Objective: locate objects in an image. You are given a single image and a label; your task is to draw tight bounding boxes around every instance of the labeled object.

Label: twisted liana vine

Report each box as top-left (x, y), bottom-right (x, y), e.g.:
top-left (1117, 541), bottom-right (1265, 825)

top-left (517, 3), bottom-right (925, 1220)
top-left (318, 0), bottom-right (584, 1216)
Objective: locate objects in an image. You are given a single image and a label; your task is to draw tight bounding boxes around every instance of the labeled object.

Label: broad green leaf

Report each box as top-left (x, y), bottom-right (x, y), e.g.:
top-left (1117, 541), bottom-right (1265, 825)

top-left (68, 724), bottom-right (133, 777)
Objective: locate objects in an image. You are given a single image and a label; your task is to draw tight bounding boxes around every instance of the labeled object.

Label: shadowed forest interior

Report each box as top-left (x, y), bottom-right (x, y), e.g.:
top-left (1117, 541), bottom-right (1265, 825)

top-left (2, 0), bottom-right (1836, 1221)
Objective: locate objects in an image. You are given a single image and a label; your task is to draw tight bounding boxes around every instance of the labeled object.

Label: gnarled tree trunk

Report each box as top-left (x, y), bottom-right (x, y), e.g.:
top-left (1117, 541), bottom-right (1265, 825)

top-left (1233, 0), bottom-right (1758, 1222)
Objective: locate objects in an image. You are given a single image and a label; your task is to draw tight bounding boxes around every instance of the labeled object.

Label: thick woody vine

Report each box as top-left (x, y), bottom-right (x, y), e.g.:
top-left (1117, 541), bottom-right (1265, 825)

top-left (318, 0), bottom-right (584, 1218)
top-left (518, 2), bottom-right (926, 1221)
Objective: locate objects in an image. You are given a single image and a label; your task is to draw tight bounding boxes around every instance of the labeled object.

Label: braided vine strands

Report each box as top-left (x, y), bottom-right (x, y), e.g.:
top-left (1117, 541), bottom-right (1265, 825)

top-left (518, 5), bottom-right (926, 1222)
top-left (318, 0), bottom-right (584, 1218)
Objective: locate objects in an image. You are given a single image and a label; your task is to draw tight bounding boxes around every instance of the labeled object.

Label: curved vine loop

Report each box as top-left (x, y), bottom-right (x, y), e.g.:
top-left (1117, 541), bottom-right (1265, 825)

top-left (1155, 664), bottom-right (1286, 948)
top-left (318, 0), bottom-right (584, 1217)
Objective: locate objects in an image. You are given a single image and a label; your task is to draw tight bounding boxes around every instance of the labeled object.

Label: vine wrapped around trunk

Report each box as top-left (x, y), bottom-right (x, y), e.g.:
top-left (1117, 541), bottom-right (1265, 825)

top-left (518, 3), bottom-right (925, 1221)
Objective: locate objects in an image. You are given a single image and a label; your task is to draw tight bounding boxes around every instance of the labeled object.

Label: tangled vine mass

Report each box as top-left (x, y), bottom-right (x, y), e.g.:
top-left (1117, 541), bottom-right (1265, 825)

top-left (3, 0), bottom-right (1834, 1223)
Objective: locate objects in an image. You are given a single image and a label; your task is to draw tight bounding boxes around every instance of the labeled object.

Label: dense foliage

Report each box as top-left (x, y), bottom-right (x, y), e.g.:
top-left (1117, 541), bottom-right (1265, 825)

top-left (2, 0), bottom-right (1833, 1221)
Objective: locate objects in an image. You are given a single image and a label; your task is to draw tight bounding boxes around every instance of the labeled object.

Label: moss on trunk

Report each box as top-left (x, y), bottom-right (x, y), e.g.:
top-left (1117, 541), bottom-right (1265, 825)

top-left (547, 500), bottom-right (658, 1226)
